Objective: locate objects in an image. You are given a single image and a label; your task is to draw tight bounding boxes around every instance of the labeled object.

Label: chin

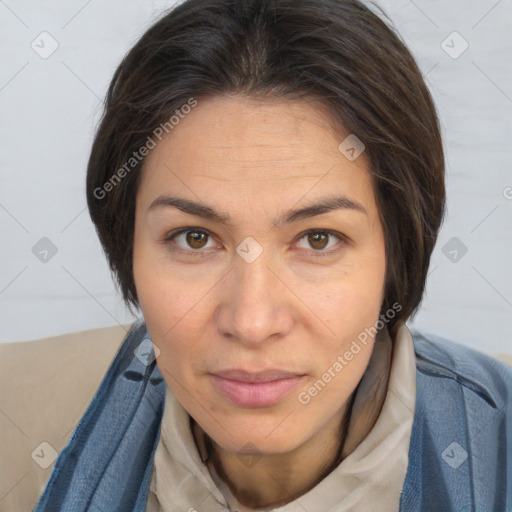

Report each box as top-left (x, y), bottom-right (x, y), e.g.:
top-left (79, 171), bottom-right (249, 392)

top-left (207, 418), bottom-right (306, 455)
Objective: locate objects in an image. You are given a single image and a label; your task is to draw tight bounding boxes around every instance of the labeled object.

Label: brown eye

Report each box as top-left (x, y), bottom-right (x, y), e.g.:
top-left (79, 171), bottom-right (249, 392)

top-left (308, 232), bottom-right (329, 250)
top-left (164, 228), bottom-right (216, 254)
top-left (186, 230), bottom-right (208, 249)
top-left (295, 229), bottom-right (346, 256)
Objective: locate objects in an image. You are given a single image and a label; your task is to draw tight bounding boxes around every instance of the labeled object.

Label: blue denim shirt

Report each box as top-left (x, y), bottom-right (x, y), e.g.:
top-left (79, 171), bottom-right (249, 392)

top-left (33, 319), bottom-right (512, 512)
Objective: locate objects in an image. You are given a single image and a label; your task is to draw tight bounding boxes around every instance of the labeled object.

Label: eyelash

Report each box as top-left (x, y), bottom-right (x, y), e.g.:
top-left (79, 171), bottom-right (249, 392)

top-left (161, 227), bottom-right (349, 258)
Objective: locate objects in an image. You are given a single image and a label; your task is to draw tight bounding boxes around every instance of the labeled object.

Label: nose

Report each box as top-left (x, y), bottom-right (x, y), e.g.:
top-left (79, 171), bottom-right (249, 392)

top-left (215, 251), bottom-right (294, 346)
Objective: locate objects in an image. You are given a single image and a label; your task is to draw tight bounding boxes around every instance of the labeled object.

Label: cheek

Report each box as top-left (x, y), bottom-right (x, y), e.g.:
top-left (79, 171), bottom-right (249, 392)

top-left (133, 244), bottom-right (207, 367)
top-left (133, 239), bottom-right (180, 359)
top-left (133, 229), bottom-right (183, 324)
top-left (347, 239), bottom-right (386, 314)
top-left (309, 253), bottom-right (386, 328)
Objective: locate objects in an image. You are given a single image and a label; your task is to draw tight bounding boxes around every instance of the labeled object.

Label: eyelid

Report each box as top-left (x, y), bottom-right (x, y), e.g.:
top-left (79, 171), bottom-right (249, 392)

top-left (161, 227), bottom-right (219, 254)
top-left (161, 227), bottom-right (349, 256)
top-left (293, 229), bottom-right (349, 257)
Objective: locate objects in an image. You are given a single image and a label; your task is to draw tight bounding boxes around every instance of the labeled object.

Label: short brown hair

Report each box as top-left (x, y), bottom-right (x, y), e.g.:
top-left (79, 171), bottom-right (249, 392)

top-left (86, 0), bottom-right (445, 334)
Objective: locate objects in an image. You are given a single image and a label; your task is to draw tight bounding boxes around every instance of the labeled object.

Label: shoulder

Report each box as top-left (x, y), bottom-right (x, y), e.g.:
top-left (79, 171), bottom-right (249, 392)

top-left (410, 328), bottom-right (512, 412)
top-left (0, 323), bottom-right (133, 512)
top-left (401, 329), bottom-right (512, 507)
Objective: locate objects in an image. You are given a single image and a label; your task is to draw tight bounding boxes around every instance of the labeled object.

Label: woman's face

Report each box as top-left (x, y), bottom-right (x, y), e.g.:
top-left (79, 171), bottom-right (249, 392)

top-left (133, 94), bottom-right (386, 456)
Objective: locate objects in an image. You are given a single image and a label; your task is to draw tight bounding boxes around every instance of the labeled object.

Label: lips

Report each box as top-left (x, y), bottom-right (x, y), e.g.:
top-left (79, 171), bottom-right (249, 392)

top-left (212, 368), bottom-right (304, 383)
top-left (210, 368), bottom-right (306, 407)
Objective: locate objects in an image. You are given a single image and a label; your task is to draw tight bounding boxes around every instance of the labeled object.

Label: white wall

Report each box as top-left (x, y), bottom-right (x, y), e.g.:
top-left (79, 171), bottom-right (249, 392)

top-left (1, 0), bottom-right (511, 353)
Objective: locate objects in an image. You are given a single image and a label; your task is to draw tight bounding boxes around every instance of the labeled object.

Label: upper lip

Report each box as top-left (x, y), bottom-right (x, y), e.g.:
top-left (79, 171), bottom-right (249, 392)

top-left (212, 369), bottom-right (304, 383)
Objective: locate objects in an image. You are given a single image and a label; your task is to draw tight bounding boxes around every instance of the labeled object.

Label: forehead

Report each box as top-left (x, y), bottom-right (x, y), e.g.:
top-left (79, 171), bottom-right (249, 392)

top-left (137, 94), bottom-right (374, 213)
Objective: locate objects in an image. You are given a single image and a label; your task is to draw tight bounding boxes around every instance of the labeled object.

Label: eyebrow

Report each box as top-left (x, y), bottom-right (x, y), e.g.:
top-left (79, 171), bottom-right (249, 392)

top-left (148, 194), bottom-right (367, 227)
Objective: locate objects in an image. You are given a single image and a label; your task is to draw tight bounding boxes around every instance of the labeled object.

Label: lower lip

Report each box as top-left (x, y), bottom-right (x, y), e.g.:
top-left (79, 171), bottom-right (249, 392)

top-left (211, 375), bottom-right (306, 408)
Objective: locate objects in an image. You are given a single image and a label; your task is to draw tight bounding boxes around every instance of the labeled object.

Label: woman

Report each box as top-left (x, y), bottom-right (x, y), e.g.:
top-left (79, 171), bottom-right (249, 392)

top-left (2, 0), bottom-right (511, 511)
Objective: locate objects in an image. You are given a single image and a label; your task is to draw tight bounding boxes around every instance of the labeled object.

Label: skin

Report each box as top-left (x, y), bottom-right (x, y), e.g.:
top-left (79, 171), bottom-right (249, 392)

top-left (133, 94), bottom-right (387, 508)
